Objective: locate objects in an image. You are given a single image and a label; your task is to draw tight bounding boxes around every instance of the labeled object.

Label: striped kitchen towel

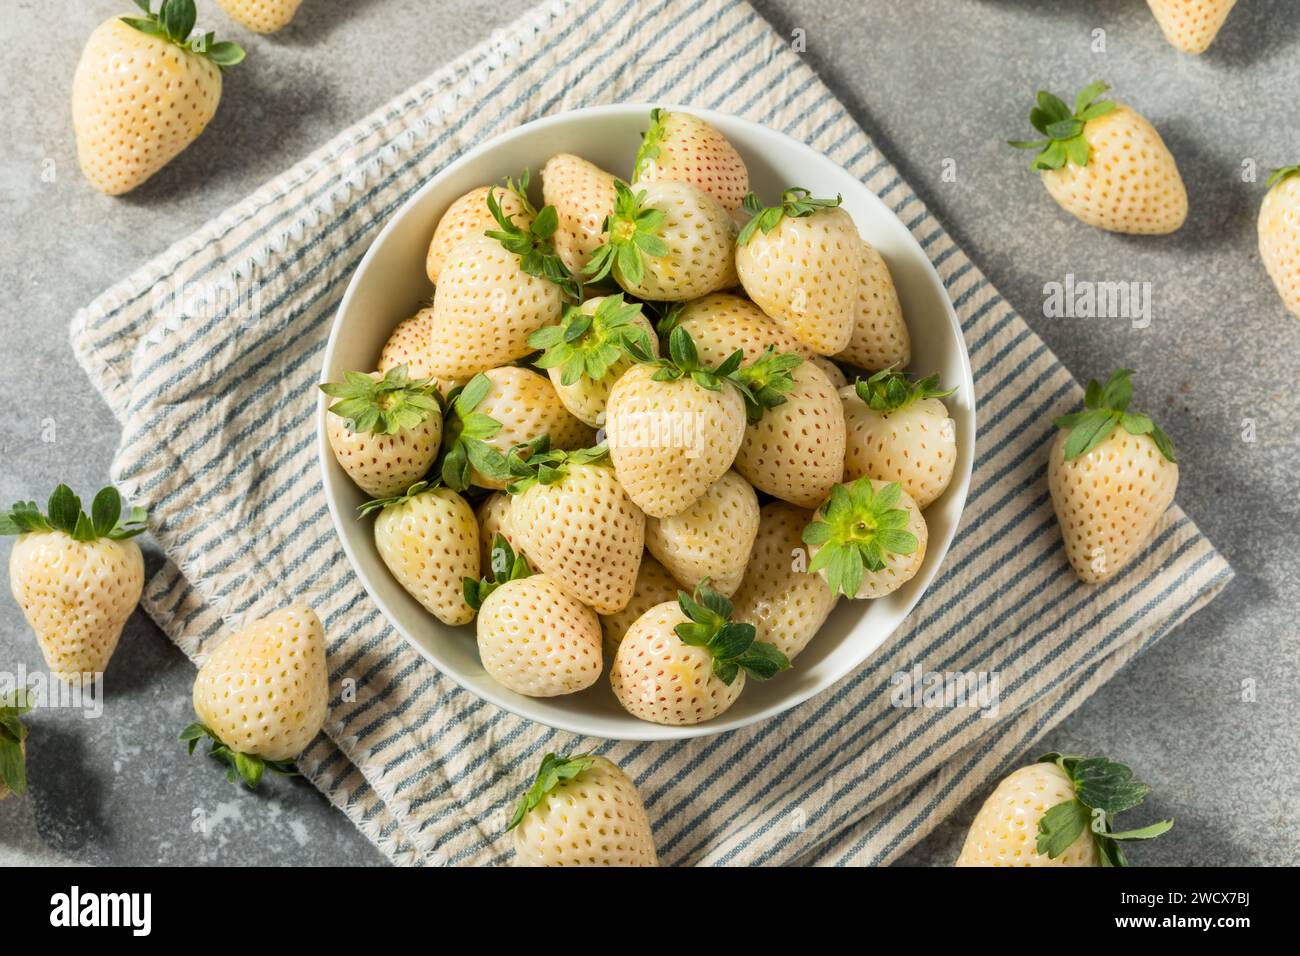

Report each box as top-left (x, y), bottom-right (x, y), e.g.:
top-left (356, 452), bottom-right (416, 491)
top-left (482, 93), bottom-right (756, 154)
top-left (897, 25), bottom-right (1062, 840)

top-left (69, 0), bottom-right (1231, 866)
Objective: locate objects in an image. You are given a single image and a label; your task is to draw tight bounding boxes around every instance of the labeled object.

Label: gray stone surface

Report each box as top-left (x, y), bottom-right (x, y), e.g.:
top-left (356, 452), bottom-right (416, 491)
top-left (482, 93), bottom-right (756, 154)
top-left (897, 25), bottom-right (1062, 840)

top-left (0, 0), bottom-right (1295, 866)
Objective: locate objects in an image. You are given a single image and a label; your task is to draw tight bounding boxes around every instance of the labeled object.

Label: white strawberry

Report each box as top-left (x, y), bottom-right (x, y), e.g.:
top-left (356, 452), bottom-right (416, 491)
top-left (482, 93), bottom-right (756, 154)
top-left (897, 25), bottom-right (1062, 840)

top-left (645, 470), bottom-right (759, 597)
top-left (364, 482), bottom-right (479, 625)
top-left (216, 0), bottom-right (301, 33)
top-left (183, 604), bottom-right (328, 788)
top-left (1259, 165), bottom-right (1300, 318)
top-left (475, 492), bottom-right (517, 572)
top-left (426, 177), bottom-right (534, 285)
top-left (733, 355), bottom-right (846, 509)
top-left (585, 180), bottom-right (737, 301)
top-left (837, 239), bottom-right (911, 372)
top-left (810, 356), bottom-right (848, 390)
top-left (803, 478), bottom-right (927, 599)
top-left (1011, 81), bottom-right (1187, 235)
top-left (668, 292), bottom-right (810, 368)
top-left (528, 294), bottom-right (659, 427)
top-left (956, 753), bottom-right (1172, 867)
top-left (73, 1), bottom-right (244, 195)
top-left (542, 153), bottom-right (618, 275)
top-left (437, 369), bottom-right (594, 492)
top-left (426, 195), bottom-right (577, 382)
top-left (1048, 370), bottom-right (1179, 584)
top-left (0, 689), bottom-right (33, 800)
top-left (1146, 0), bottom-right (1237, 54)
top-left (466, 537), bottom-right (602, 698)
top-left (506, 446), bottom-right (644, 614)
top-left (321, 367), bottom-right (442, 499)
top-left (841, 368), bottom-right (958, 509)
top-left (610, 582), bottom-right (789, 726)
top-left (597, 552), bottom-right (680, 657)
top-left (377, 308), bottom-right (455, 391)
top-left (632, 108), bottom-right (749, 214)
top-left (509, 752), bottom-right (657, 867)
top-left (731, 502), bottom-right (838, 661)
top-left (604, 328), bottom-right (750, 518)
top-left (735, 189), bottom-right (858, 355)
top-left (3, 486), bottom-right (147, 682)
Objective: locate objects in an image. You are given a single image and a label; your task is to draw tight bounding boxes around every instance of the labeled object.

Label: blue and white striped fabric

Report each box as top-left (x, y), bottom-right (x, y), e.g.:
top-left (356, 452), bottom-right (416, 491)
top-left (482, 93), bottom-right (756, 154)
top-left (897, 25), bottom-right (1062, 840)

top-left (69, 0), bottom-right (1231, 866)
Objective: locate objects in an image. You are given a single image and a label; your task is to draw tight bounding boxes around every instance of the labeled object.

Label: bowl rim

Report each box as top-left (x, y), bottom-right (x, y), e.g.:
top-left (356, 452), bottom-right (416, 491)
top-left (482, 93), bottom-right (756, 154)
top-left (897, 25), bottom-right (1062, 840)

top-left (318, 102), bottom-right (975, 741)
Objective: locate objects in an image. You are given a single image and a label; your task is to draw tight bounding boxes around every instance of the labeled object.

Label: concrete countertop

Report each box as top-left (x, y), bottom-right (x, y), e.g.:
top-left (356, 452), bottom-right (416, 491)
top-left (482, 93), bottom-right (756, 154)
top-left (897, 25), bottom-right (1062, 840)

top-left (1, 0), bottom-right (1295, 866)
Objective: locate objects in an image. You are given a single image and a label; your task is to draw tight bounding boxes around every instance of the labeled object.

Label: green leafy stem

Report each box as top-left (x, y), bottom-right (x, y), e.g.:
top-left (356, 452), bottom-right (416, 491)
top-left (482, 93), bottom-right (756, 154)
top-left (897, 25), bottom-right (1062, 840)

top-left (1008, 80), bottom-right (1116, 171)
top-left (802, 479), bottom-right (918, 598)
top-left (626, 325), bottom-right (798, 423)
top-left (123, 0), bottom-right (245, 68)
top-left (674, 581), bottom-right (790, 686)
top-left (464, 534), bottom-right (531, 611)
top-left (319, 364), bottom-right (440, 436)
top-left (0, 688), bottom-right (33, 797)
top-left (437, 373), bottom-right (511, 491)
top-left (180, 722), bottom-right (297, 790)
top-left (736, 188), bottom-right (842, 246)
top-left (632, 107), bottom-right (669, 182)
top-left (0, 485), bottom-right (147, 543)
top-left (1054, 368), bottom-right (1176, 462)
top-left (486, 185), bottom-right (581, 300)
top-left (853, 366), bottom-right (955, 413)
top-left (528, 293), bottom-right (653, 386)
top-left (507, 752), bottom-right (597, 831)
top-left (584, 180), bottom-right (669, 288)
top-left (1034, 752), bottom-right (1173, 866)
top-left (1267, 164), bottom-right (1300, 188)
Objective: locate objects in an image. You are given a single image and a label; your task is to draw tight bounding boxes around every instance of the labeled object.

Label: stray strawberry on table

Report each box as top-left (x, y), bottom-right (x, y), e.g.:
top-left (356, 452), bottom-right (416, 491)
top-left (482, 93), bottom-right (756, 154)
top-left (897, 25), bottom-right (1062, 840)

top-left (3, 486), bottom-right (147, 683)
top-left (73, 0), bottom-right (245, 195)
top-left (1009, 81), bottom-right (1187, 235)
top-left (956, 752), bottom-right (1172, 866)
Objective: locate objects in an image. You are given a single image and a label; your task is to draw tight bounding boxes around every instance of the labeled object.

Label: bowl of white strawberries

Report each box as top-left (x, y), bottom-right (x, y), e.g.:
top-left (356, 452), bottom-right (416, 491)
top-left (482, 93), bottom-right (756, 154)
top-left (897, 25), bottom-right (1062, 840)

top-left (318, 104), bottom-right (974, 740)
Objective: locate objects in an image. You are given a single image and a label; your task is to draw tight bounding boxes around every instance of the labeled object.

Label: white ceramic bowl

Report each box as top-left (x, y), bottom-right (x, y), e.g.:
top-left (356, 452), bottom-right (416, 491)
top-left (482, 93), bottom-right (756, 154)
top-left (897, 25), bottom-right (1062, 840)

top-left (319, 104), bottom-right (974, 742)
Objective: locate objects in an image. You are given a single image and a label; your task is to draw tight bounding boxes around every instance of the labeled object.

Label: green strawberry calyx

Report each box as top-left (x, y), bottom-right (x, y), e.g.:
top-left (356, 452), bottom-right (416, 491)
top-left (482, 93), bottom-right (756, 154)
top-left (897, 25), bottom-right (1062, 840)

top-left (0, 485), bottom-right (147, 543)
top-left (654, 301), bottom-right (686, 337)
top-left (122, 0), bottom-right (245, 68)
top-left (507, 752), bottom-right (597, 831)
top-left (436, 373), bottom-right (514, 491)
top-left (503, 441), bottom-right (607, 495)
top-left (497, 168), bottom-right (538, 217)
top-left (584, 180), bottom-right (670, 287)
top-left (628, 324), bottom-right (740, 389)
top-left (854, 366), bottom-right (956, 413)
top-left (180, 722), bottom-right (297, 790)
top-left (356, 480), bottom-right (441, 518)
top-left (485, 188), bottom-right (581, 300)
top-left (0, 688), bottom-right (34, 797)
top-left (1009, 80), bottom-right (1116, 171)
top-left (463, 534), bottom-right (531, 611)
top-left (632, 107), bottom-right (671, 181)
top-left (1054, 368), bottom-right (1176, 463)
top-left (802, 479), bottom-right (918, 598)
top-left (732, 347), bottom-right (804, 424)
top-left (629, 326), bottom-right (793, 421)
top-left (674, 581), bottom-right (790, 686)
top-left (736, 188), bottom-right (843, 246)
top-left (319, 365), bottom-right (441, 436)
top-left (181, 725), bottom-right (294, 790)
top-left (1034, 752), bottom-right (1173, 866)
top-left (527, 294), bottom-right (653, 386)
top-left (1267, 164), bottom-right (1300, 189)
